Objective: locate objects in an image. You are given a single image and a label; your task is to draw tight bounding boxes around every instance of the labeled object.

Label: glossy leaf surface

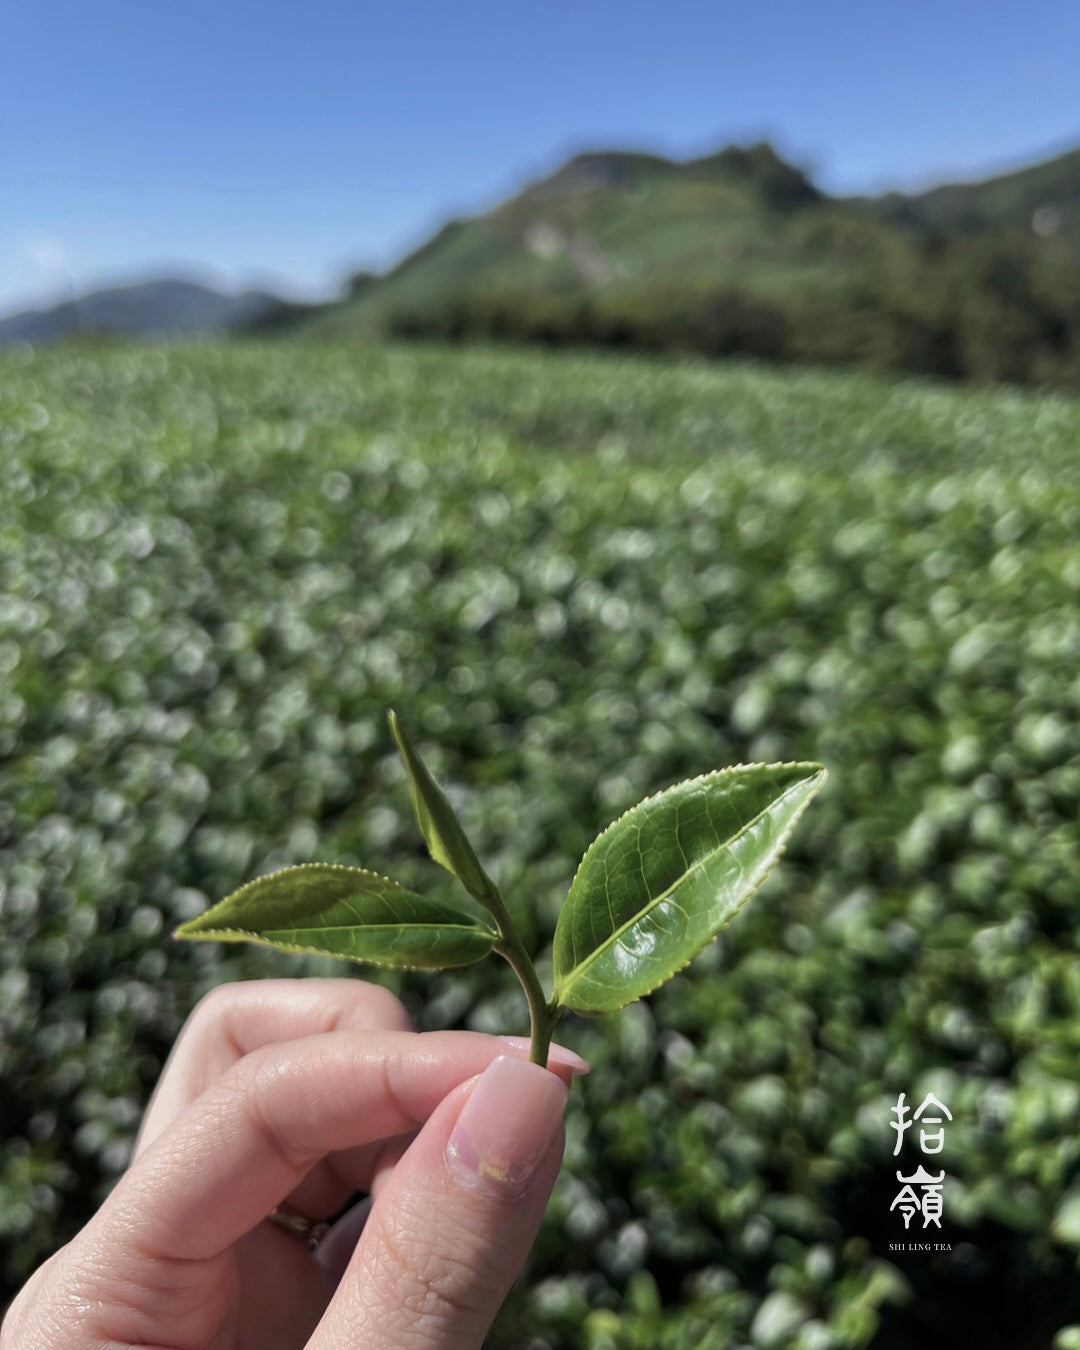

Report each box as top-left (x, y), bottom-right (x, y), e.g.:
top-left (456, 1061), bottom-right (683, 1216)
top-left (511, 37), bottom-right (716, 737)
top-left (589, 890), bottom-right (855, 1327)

top-left (552, 763), bottom-right (826, 1013)
top-left (174, 863), bottom-right (496, 970)
top-left (388, 709), bottom-right (500, 907)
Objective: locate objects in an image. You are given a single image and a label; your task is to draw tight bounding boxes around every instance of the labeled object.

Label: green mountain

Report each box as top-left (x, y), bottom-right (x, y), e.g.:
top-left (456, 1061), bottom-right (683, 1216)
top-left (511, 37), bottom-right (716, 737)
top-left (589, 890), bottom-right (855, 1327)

top-left (0, 277), bottom-right (280, 347)
top-left (863, 145), bottom-right (1080, 240)
top-left (292, 140), bottom-right (1080, 361)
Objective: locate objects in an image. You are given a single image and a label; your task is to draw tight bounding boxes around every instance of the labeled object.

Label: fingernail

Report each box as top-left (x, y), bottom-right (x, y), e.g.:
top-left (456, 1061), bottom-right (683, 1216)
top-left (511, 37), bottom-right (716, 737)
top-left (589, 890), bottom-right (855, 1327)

top-left (499, 1036), bottom-right (591, 1076)
top-left (446, 1055), bottom-right (568, 1200)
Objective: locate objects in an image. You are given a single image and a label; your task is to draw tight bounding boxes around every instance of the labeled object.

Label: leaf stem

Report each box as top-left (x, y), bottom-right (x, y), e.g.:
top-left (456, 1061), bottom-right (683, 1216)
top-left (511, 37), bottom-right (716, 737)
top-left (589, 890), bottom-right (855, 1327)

top-left (462, 876), bottom-right (554, 1065)
top-left (494, 929), bottom-right (555, 1066)
top-left (481, 882), bottom-right (554, 1065)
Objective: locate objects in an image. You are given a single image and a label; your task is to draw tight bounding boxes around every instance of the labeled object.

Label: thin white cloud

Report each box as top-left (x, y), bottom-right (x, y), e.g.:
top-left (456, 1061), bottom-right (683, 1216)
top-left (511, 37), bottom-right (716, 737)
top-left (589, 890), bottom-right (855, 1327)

top-left (25, 236), bottom-right (72, 273)
top-left (0, 234), bottom-right (77, 315)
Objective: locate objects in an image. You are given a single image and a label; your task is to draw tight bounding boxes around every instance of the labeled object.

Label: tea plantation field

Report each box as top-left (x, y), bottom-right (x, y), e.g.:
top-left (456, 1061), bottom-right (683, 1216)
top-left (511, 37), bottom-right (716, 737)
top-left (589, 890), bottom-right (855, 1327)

top-left (2, 340), bottom-right (1079, 1347)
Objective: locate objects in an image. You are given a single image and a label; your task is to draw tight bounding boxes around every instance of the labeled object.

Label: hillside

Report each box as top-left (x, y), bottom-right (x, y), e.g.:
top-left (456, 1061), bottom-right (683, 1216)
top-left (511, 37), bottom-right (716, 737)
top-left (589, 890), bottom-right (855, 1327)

top-left (295, 140), bottom-right (1077, 326)
top-left (298, 142), bottom-right (868, 336)
top-left (0, 278), bottom-right (279, 347)
top-left (863, 145), bottom-right (1080, 240)
top-left (8, 141), bottom-right (1076, 385)
top-left (286, 140), bottom-right (1080, 388)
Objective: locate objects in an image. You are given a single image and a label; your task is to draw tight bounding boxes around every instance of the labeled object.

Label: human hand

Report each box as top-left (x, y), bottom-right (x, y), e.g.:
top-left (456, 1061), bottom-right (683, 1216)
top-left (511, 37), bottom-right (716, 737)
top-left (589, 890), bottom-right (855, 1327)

top-left (2, 978), bottom-right (588, 1349)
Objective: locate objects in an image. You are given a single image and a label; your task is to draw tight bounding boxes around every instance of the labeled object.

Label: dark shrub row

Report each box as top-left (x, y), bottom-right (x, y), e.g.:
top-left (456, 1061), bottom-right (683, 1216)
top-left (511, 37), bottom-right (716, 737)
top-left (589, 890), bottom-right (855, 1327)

top-left (388, 232), bottom-right (1080, 390)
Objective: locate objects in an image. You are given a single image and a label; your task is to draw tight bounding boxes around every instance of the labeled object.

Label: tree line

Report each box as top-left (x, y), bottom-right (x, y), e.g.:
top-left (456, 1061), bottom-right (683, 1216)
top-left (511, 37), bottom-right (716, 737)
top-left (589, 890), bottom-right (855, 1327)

top-left (386, 230), bottom-right (1080, 389)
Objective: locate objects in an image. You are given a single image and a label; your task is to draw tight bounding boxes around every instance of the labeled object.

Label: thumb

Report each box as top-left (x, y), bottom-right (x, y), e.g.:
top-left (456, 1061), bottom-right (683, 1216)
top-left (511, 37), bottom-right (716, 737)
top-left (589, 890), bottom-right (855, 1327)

top-left (311, 1054), bottom-right (568, 1348)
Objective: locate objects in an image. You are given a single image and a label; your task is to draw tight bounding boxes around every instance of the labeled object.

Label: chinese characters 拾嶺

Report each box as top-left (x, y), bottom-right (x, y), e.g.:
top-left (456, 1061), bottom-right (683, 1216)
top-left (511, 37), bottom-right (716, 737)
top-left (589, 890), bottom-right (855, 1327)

top-left (889, 1092), bottom-right (952, 1230)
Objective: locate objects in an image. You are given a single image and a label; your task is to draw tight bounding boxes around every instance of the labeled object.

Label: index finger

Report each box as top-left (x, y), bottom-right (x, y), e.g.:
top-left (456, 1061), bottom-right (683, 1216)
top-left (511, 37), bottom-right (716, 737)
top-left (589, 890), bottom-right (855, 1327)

top-left (137, 978), bottom-right (413, 1153)
top-left (101, 1029), bottom-right (585, 1266)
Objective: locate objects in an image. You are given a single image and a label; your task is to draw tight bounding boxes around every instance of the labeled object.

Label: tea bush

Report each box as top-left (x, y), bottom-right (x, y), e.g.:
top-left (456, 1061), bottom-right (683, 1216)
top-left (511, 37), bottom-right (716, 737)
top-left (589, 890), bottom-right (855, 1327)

top-left (1, 340), bottom-right (1078, 1346)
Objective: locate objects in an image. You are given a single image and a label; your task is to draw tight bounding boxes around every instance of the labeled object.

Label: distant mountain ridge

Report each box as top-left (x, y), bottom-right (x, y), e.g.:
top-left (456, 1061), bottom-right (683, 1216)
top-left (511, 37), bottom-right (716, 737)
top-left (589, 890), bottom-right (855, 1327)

top-left (512, 142), bottom-right (824, 207)
top-left (286, 138), bottom-right (1079, 387)
top-left (0, 278), bottom-right (280, 347)
top-left (861, 145), bottom-right (1080, 236)
top-left (5, 139), bottom-right (1078, 386)
top-left (293, 141), bottom-right (838, 336)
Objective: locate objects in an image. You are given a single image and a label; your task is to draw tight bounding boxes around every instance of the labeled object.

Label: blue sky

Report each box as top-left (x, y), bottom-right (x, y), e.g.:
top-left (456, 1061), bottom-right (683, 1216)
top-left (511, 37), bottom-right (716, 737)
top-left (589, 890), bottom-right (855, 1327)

top-left (3, 0), bottom-right (1078, 314)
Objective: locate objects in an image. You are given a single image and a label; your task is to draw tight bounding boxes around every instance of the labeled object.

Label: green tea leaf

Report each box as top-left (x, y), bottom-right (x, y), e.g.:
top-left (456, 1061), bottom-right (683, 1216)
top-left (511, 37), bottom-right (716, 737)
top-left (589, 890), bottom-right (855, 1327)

top-left (388, 709), bottom-right (500, 908)
top-left (174, 863), bottom-right (497, 970)
top-left (551, 762), bottom-right (827, 1014)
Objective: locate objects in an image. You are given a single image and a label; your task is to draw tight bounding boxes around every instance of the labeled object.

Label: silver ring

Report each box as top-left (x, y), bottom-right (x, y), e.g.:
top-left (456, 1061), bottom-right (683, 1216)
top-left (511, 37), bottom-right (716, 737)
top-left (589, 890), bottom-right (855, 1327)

top-left (267, 1204), bottom-right (331, 1250)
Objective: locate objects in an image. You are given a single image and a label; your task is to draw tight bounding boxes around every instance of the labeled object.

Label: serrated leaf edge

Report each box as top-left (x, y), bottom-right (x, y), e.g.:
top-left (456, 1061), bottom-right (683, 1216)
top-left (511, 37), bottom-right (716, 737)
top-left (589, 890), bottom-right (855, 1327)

top-left (171, 924), bottom-right (496, 972)
top-left (554, 762), bottom-right (827, 1012)
top-left (172, 860), bottom-right (498, 940)
top-left (561, 762), bottom-right (824, 903)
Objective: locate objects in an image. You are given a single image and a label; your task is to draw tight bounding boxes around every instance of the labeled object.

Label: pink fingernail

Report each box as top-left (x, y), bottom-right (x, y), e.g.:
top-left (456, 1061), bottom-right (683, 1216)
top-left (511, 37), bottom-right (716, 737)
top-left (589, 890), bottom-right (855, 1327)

top-left (446, 1055), bottom-right (568, 1200)
top-left (499, 1036), bottom-right (591, 1075)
